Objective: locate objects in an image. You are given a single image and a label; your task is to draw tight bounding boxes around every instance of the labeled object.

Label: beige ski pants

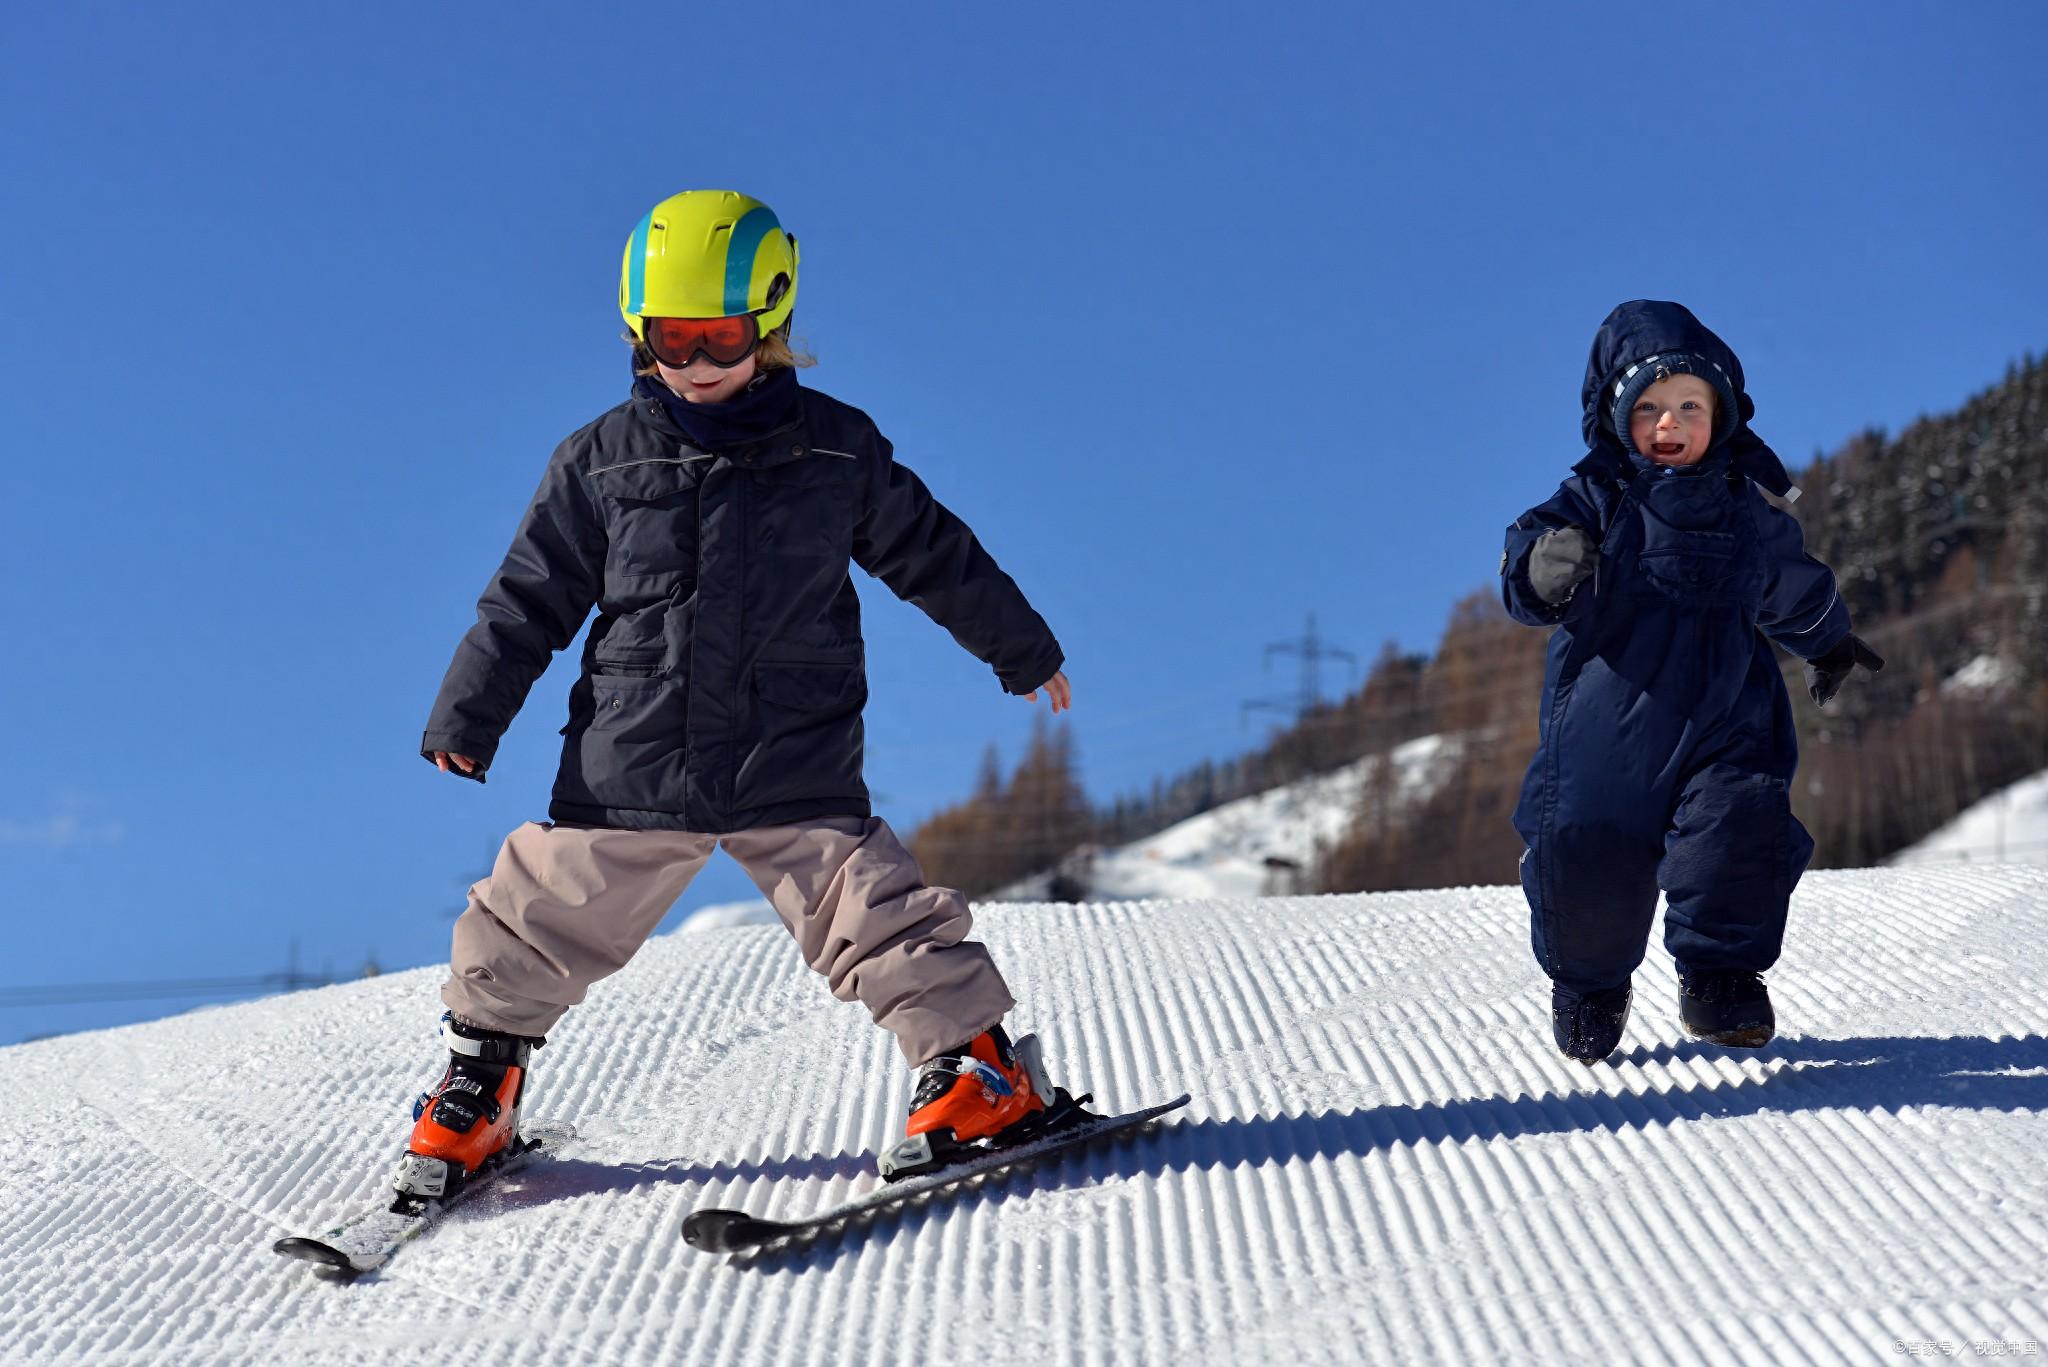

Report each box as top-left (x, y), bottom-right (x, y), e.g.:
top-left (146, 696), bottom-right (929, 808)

top-left (440, 816), bottom-right (1013, 1065)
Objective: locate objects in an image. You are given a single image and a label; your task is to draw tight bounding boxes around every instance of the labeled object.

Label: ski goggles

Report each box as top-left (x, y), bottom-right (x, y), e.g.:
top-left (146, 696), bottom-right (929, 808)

top-left (641, 313), bottom-right (763, 370)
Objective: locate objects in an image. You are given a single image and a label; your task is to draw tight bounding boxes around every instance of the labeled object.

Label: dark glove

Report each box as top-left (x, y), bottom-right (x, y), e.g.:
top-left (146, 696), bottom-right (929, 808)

top-left (1805, 634), bottom-right (1884, 707)
top-left (1527, 527), bottom-right (1600, 606)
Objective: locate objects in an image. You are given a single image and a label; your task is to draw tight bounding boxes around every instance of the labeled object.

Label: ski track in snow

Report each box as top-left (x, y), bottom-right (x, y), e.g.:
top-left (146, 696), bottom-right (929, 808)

top-left (3, 867), bottom-right (2046, 1365)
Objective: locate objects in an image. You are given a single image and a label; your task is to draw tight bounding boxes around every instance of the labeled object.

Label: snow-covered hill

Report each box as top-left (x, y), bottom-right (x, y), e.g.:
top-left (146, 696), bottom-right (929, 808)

top-left (5, 867), bottom-right (2046, 1365)
top-left (1892, 767), bottom-right (2048, 867)
top-left (676, 735), bottom-right (1459, 930)
top-left (997, 733), bottom-right (1460, 903)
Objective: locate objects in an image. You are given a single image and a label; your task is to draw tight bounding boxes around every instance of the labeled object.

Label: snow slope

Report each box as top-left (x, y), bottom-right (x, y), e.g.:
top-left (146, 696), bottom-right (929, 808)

top-left (675, 898), bottom-right (781, 933)
top-left (1892, 767), bottom-right (2048, 866)
top-left (4, 867), bottom-right (2046, 1365)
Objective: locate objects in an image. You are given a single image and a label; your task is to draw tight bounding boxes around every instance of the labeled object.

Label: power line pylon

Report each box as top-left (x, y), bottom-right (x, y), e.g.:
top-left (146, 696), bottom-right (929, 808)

top-left (1242, 613), bottom-right (1357, 727)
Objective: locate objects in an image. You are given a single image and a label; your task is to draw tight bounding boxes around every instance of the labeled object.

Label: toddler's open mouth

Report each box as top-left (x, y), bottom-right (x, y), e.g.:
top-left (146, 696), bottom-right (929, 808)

top-left (1651, 441), bottom-right (1686, 457)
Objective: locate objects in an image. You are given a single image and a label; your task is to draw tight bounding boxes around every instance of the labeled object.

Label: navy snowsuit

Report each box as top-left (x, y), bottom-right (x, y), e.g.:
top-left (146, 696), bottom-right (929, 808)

top-left (1502, 302), bottom-right (1852, 995)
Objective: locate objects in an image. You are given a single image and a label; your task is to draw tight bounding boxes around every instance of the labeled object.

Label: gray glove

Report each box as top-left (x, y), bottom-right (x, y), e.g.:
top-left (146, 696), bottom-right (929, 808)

top-left (1528, 527), bottom-right (1599, 606)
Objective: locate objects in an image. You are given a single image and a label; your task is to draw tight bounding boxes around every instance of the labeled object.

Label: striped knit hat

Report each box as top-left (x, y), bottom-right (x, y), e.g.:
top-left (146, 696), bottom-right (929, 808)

top-left (1609, 352), bottom-right (1741, 456)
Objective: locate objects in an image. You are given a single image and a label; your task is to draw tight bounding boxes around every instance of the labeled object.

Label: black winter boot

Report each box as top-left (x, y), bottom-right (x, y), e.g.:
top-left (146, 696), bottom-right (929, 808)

top-left (1678, 970), bottom-right (1775, 1047)
top-left (1551, 983), bottom-right (1632, 1064)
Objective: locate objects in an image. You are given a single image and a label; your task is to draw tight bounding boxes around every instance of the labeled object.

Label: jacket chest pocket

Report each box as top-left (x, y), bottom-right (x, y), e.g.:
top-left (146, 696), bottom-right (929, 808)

top-left (597, 460), bottom-right (704, 579)
top-left (1633, 528), bottom-right (1743, 603)
top-left (751, 461), bottom-right (854, 559)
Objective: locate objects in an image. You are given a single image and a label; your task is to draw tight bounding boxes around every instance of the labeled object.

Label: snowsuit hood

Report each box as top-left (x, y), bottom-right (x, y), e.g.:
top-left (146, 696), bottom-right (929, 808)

top-left (1578, 300), bottom-right (1797, 499)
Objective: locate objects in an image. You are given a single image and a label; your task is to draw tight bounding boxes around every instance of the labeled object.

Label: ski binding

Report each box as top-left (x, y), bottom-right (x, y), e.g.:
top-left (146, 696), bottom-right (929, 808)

top-left (273, 1118), bottom-right (575, 1279)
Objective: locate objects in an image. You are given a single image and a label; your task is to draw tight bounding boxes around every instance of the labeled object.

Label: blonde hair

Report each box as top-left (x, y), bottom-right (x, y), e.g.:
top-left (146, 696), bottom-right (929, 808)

top-left (628, 322), bottom-right (816, 378)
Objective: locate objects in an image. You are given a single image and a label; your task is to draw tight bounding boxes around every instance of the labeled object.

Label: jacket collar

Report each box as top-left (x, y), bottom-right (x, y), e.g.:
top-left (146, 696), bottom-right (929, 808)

top-left (633, 365), bottom-right (806, 462)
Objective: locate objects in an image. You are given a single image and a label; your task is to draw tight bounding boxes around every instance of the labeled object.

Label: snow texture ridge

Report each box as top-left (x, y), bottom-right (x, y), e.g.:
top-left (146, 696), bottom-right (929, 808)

top-left (2, 867), bottom-right (2045, 1365)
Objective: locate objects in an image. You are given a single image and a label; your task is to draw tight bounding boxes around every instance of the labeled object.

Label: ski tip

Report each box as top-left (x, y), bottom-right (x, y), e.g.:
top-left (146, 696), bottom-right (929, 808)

top-left (1143, 1093), bottom-right (1193, 1129)
top-left (272, 1236), bottom-right (363, 1277)
top-left (682, 1207), bottom-right (787, 1254)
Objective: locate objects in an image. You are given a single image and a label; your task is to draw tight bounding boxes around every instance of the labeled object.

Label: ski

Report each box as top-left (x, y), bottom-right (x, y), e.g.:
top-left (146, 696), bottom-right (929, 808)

top-left (273, 1119), bottom-right (576, 1279)
top-left (682, 1093), bottom-right (1190, 1257)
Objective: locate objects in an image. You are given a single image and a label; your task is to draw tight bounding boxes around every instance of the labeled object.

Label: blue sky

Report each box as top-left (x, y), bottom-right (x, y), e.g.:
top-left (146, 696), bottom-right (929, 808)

top-left (5, 3), bottom-right (2046, 1043)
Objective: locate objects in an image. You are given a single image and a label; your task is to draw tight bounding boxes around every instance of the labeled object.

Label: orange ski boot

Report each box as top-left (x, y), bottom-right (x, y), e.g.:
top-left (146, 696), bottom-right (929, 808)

top-left (881, 1025), bottom-right (1061, 1179)
top-left (390, 1013), bottom-right (539, 1207)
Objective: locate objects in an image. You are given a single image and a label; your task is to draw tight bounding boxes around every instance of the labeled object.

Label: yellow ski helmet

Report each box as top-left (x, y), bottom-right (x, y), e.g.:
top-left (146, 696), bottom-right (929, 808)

top-left (618, 190), bottom-right (799, 342)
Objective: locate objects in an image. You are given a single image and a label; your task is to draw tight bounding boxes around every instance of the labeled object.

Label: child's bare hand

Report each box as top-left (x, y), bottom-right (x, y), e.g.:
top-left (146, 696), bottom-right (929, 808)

top-left (1023, 671), bottom-right (1072, 714)
top-left (433, 751), bottom-right (481, 775)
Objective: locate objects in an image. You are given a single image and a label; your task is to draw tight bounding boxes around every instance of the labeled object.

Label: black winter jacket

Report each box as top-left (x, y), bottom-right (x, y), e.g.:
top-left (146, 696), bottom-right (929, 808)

top-left (421, 381), bottom-right (1064, 832)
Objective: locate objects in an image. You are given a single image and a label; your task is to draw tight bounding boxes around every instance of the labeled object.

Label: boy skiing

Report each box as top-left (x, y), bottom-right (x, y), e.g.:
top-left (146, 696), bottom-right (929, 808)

top-left (405, 190), bottom-right (1072, 1196)
top-left (1502, 300), bottom-right (1883, 1064)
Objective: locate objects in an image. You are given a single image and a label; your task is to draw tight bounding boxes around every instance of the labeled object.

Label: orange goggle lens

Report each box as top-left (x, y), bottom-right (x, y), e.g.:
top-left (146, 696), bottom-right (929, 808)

top-left (642, 314), bottom-right (762, 369)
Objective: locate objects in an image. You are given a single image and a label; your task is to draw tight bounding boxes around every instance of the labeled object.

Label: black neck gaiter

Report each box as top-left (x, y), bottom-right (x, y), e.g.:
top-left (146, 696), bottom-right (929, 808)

top-left (635, 362), bottom-right (802, 452)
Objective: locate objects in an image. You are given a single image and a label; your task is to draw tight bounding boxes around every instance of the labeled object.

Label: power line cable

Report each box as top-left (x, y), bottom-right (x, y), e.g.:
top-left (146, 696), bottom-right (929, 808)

top-left (0, 969), bottom-right (338, 1009)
